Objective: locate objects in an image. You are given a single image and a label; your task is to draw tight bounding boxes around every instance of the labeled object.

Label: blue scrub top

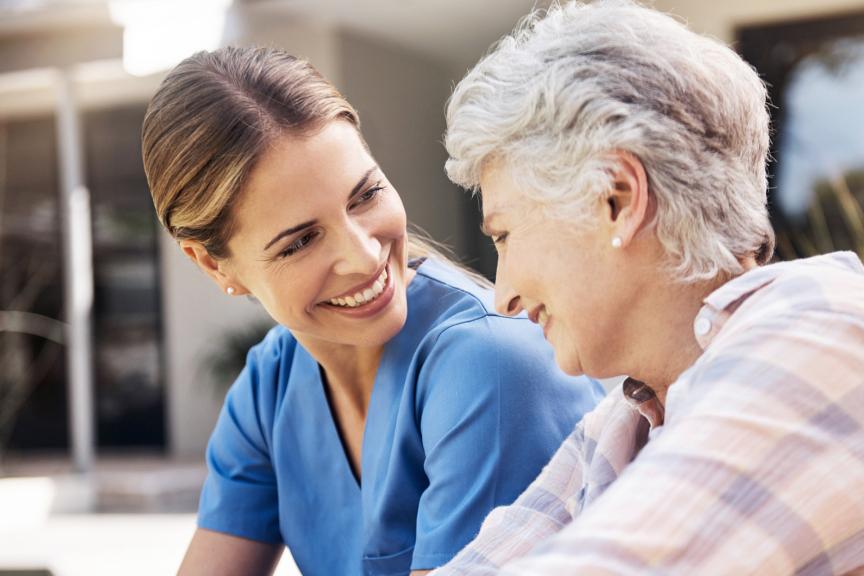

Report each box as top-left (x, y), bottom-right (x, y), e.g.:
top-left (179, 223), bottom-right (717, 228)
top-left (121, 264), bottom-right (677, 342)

top-left (198, 258), bottom-right (604, 575)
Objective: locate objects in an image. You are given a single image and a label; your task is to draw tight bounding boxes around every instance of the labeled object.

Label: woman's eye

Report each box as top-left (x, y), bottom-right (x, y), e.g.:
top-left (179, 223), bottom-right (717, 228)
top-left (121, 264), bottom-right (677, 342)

top-left (492, 232), bottom-right (509, 245)
top-left (352, 185), bottom-right (382, 208)
top-left (279, 231), bottom-right (317, 258)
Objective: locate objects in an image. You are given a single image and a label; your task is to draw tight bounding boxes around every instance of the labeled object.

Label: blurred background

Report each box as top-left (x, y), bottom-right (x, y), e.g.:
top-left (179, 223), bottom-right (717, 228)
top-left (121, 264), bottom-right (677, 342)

top-left (0, 0), bottom-right (863, 574)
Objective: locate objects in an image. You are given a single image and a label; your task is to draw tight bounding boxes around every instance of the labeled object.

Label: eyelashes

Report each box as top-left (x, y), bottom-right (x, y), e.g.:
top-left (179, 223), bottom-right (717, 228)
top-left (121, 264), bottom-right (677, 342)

top-left (351, 185), bottom-right (382, 209)
top-left (278, 230), bottom-right (318, 258)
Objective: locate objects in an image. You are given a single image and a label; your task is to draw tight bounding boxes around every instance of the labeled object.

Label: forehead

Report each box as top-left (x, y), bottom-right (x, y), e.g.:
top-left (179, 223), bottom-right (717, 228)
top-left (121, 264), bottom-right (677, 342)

top-left (230, 121), bottom-right (373, 242)
top-left (246, 121), bottom-right (370, 197)
top-left (479, 162), bottom-right (529, 221)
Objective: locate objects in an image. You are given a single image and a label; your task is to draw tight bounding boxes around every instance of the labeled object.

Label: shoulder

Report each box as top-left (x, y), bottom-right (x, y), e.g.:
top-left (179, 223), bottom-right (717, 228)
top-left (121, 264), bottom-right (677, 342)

top-left (676, 254), bottom-right (864, 420)
top-left (408, 259), bottom-right (601, 392)
top-left (723, 252), bottom-right (864, 323)
top-left (701, 252), bottom-right (864, 357)
top-left (245, 324), bottom-right (298, 367)
top-left (224, 324), bottom-right (298, 421)
top-left (427, 313), bottom-right (548, 367)
top-left (408, 258), bottom-right (538, 347)
top-left (237, 324), bottom-right (303, 391)
top-left (409, 258), bottom-right (498, 319)
top-left (410, 290), bottom-right (601, 418)
top-left (768, 252), bottom-right (864, 313)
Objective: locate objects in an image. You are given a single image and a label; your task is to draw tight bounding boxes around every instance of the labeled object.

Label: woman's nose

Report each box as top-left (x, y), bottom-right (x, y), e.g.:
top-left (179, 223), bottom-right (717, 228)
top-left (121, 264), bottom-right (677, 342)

top-left (333, 222), bottom-right (382, 276)
top-left (494, 279), bottom-right (523, 317)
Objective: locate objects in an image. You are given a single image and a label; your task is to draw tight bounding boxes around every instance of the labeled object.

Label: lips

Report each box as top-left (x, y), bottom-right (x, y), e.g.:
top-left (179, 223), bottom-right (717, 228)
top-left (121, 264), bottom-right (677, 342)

top-left (319, 260), bottom-right (397, 319)
top-left (538, 308), bottom-right (549, 327)
top-left (528, 305), bottom-right (547, 325)
top-left (540, 314), bottom-right (552, 339)
top-left (327, 266), bottom-right (389, 308)
top-left (320, 253), bottom-right (392, 310)
top-left (528, 305), bottom-right (551, 338)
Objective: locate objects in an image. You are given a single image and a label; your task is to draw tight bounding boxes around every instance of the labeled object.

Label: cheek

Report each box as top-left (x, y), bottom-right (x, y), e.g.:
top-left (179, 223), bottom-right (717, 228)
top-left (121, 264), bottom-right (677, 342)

top-left (548, 307), bottom-right (593, 377)
top-left (559, 290), bottom-right (622, 376)
top-left (556, 352), bottom-right (585, 376)
top-left (260, 266), bottom-right (323, 323)
top-left (377, 194), bottom-right (408, 239)
top-left (500, 243), bottom-right (535, 284)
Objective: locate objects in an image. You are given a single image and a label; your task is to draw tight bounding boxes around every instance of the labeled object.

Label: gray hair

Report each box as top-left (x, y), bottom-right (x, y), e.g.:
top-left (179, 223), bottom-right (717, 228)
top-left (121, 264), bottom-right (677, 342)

top-left (445, 0), bottom-right (774, 282)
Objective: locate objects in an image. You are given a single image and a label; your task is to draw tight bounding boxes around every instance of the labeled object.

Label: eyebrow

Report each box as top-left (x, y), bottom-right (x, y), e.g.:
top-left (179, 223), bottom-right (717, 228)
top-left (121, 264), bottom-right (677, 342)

top-left (263, 166), bottom-right (379, 251)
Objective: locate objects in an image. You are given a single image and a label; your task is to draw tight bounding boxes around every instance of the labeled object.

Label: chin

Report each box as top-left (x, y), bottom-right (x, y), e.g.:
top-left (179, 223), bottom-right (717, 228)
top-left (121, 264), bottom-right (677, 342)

top-left (365, 297), bottom-right (409, 346)
top-left (373, 317), bottom-right (406, 346)
top-left (559, 364), bottom-right (587, 377)
top-left (553, 350), bottom-right (585, 376)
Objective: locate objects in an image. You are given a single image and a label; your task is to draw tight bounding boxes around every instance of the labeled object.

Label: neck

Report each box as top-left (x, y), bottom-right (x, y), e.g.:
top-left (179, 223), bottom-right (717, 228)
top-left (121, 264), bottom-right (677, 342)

top-left (624, 257), bottom-right (758, 405)
top-left (298, 336), bottom-right (384, 413)
top-left (633, 284), bottom-right (707, 405)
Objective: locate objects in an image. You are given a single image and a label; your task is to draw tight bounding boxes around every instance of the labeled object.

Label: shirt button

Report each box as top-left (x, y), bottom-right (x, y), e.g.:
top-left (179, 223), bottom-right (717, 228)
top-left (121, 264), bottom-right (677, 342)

top-left (694, 316), bottom-right (712, 336)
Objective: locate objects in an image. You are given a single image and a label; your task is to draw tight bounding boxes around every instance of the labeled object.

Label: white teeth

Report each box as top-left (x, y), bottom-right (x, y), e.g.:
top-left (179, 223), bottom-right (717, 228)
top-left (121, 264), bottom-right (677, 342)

top-left (328, 267), bottom-right (389, 308)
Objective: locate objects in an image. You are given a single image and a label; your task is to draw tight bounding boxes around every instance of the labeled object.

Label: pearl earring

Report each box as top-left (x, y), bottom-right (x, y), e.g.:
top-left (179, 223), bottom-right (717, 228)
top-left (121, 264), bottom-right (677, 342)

top-left (611, 236), bottom-right (623, 249)
top-left (226, 286), bottom-right (236, 296)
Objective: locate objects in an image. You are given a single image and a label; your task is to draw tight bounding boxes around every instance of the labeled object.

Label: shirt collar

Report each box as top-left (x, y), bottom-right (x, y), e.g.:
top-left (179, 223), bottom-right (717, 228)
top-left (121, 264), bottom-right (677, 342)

top-left (695, 251), bottom-right (864, 350)
top-left (622, 377), bottom-right (665, 428)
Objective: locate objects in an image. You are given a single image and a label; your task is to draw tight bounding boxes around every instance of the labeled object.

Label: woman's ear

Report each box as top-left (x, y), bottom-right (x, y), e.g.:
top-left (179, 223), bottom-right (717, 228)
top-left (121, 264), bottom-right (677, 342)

top-left (604, 150), bottom-right (651, 247)
top-left (179, 239), bottom-right (246, 296)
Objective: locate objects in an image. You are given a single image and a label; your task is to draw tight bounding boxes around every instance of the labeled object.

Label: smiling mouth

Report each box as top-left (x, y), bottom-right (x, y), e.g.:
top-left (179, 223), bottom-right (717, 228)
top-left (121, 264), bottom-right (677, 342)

top-left (326, 266), bottom-right (389, 308)
top-left (529, 306), bottom-right (549, 326)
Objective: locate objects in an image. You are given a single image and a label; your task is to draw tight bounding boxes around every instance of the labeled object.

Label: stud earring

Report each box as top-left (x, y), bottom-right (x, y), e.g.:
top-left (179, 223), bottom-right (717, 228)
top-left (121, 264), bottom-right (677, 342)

top-left (611, 236), bottom-right (623, 249)
top-left (226, 286), bottom-right (236, 296)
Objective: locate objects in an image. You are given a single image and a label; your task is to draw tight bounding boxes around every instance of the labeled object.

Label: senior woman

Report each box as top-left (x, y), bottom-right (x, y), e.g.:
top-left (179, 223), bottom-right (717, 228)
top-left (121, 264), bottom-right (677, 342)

top-left (434, 1), bottom-right (864, 574)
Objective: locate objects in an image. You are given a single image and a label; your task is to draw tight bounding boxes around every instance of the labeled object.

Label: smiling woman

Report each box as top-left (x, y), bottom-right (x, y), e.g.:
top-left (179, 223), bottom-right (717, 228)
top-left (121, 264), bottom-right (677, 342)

top-left (141, 46), bottom-right (604, 576)
top-left (433, 1), bottom-right (864, 574)
top-left (201, 121), bottom-right (414, 351)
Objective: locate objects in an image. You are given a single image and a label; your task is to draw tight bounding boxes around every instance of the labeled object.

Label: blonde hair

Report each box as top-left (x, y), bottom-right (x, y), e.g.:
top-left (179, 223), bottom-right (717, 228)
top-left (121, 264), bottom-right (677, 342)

top-left (143, 46), bottom-right (357, 259)
top-left (445, 0), bottom-right (774, 282)
top-left (143, 45), bottom-right (487, 284)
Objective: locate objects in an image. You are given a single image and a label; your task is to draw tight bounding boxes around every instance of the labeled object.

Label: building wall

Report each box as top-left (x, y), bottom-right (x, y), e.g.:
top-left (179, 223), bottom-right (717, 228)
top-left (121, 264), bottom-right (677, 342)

top-left (337, 31), bottom-right (474, 258)
top-left (158, 231), bottom-right (273, 458)
top-left (0, 24), bottom-right (121, 75)
top-left (653, 0), bottom-right (864, 41)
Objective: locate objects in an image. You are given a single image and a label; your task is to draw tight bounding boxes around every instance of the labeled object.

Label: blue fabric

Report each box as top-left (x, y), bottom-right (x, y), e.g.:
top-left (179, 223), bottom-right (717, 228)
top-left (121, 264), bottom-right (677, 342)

top-left (197, 259), bottom-right (604, 575)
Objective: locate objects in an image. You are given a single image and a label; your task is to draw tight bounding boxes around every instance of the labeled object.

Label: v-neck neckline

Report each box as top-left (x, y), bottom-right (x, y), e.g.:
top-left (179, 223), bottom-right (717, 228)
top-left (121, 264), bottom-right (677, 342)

top-left (317, 362), bottom-right (368, 487)
top-left (301, 342), bottom-right (396, 491)
top-left (293, 260), bottom-right (430, 492)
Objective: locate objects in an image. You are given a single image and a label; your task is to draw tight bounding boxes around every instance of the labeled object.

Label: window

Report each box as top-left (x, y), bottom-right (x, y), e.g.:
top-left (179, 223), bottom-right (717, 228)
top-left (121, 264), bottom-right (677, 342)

top-left (739, 12), bottom-right (864, 259)
top-left (0, 104), bottom-right (165, 456)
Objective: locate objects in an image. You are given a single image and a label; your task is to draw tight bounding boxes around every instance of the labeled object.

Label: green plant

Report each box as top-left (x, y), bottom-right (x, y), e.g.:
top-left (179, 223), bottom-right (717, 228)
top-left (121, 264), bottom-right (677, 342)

top-left (202, 320), bottom-right (277, 396)
top-left (774, 169), bottom-right (864, 261)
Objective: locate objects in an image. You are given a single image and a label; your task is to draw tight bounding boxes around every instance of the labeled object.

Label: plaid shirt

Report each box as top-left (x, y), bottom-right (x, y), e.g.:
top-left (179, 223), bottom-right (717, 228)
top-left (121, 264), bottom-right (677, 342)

top-left (433, 252), bottom-right (864, 575)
